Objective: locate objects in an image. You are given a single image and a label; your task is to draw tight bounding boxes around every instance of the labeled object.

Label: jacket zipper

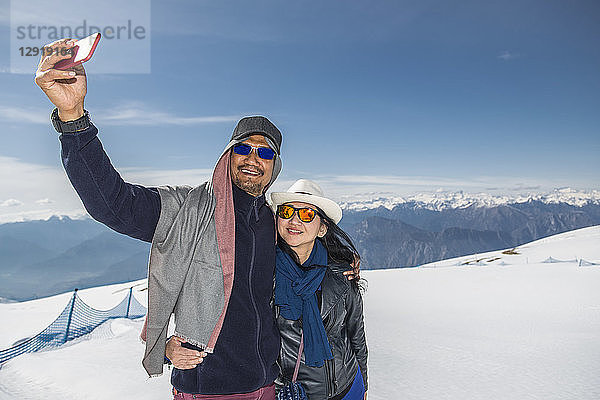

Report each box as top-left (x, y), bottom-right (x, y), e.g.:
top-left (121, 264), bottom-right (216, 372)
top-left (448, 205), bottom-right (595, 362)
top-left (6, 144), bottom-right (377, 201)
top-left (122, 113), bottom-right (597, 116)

top-left (248, 197), bottom-right (266, 385)
top-left (322, 275), bottom-right (341, 397)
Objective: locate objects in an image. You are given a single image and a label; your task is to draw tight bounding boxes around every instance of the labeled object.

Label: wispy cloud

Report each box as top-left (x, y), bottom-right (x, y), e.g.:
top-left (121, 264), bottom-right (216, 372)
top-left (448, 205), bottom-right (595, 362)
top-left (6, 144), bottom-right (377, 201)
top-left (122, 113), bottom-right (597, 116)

top-left (120, 167), bottom-right (212, 186)
top-left (1, 199), bottom-right (23, 207)
top-left (497, 50), bottom-right (519, 61)
top-left (0, 106), bottom-right (48, 124)
top-left (95, 102), bottom-right (240, 126)
top-left (35, 198), bottom-right (54, 205)
top-left (0, 156), bottom-right (85, 223)
top-left (327, 175), bottom-right (485, 187)
top-left (511, 184), bottom-right (542, 191)
top-left (0, 155), bottom-right (211, 223)
top-left (0, 102), bottom-right (240, 126)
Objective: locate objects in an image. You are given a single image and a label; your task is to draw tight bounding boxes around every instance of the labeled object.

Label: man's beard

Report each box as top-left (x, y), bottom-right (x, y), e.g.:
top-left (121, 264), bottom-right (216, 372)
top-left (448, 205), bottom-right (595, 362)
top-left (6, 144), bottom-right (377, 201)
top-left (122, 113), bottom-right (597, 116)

top-left (233, 178), bottom-right (263, 196)
top-left (232, 165), bottom-right (266, 196)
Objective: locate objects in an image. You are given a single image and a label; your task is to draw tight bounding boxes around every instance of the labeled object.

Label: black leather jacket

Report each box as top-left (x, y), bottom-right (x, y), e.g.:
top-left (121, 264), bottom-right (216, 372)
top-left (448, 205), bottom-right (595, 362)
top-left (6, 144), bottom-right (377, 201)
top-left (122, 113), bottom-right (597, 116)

top-left (276, 265), bottom-right (368, 399)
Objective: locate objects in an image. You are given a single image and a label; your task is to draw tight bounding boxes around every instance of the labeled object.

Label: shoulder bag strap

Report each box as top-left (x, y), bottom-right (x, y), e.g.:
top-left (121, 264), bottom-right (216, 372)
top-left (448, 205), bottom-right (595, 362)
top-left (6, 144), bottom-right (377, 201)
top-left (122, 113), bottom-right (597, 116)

top-left (292, 332), bottom-right (304, 383)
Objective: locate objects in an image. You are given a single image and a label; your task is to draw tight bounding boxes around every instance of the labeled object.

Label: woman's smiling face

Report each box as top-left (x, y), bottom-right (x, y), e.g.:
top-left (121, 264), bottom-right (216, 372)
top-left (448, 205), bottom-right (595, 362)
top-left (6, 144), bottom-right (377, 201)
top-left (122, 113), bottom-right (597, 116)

top-left (277, 201), bottom-right (327, 262)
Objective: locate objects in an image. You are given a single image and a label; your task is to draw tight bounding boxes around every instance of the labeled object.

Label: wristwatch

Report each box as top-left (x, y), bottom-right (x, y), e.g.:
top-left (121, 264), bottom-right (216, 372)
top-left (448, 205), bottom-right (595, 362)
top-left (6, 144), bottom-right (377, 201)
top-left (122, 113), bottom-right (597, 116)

top-left (51, 108), bottom-right (91, 134)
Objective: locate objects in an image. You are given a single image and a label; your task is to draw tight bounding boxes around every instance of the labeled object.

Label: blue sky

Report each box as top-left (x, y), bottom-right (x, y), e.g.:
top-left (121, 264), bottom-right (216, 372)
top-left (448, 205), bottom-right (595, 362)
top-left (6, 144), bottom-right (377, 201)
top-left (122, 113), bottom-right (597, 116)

top-left (0, 0), bottom-right (599, 220)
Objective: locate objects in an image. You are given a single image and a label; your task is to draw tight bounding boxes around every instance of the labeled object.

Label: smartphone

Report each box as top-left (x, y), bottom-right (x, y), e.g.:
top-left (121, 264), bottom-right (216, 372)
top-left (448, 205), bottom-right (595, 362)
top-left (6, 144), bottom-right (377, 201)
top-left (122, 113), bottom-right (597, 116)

top-left (54, 32), bottom-right (101, 70)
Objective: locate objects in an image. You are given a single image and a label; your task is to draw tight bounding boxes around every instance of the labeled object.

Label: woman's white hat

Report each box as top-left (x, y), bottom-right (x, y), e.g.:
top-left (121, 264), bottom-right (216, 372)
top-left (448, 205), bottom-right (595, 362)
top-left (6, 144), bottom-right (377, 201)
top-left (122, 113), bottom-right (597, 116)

top-left (270, 179), bottom-right (343, 224)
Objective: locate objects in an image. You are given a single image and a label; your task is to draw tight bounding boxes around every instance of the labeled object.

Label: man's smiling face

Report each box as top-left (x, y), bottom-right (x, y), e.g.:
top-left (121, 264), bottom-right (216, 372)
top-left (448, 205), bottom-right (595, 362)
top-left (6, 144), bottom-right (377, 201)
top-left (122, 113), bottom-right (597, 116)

top-left (229, 134), bottom-right (275, 197)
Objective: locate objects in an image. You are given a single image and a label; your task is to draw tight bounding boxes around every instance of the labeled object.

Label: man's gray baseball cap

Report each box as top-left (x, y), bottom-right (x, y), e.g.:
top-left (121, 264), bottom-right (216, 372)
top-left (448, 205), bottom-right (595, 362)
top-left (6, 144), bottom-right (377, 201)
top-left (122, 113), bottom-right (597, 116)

top-left (231, 116), bottom-right (282, 155)
top-left (221, 115), bottom-right (283, 190)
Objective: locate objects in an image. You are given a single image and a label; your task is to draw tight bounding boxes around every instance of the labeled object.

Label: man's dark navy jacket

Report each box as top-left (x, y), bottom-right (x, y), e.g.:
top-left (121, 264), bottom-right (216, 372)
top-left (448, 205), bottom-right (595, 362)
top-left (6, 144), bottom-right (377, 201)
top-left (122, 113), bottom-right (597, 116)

top-left (60, 123), bottom-right (280, 395)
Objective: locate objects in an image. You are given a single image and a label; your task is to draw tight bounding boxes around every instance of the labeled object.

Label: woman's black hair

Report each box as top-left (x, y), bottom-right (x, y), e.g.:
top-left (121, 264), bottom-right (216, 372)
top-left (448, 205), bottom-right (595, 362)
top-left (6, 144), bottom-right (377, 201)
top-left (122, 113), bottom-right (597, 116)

top-left (316, 208), bottom-right (360, 266)
top-left (276, 205), bottom-right (365, 291)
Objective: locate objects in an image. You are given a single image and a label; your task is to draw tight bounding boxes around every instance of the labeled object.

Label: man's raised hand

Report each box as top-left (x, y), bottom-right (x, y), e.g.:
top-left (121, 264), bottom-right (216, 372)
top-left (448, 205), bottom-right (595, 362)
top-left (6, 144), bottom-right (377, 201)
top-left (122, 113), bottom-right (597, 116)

top-left (34, 38), bottom-right (87, 121)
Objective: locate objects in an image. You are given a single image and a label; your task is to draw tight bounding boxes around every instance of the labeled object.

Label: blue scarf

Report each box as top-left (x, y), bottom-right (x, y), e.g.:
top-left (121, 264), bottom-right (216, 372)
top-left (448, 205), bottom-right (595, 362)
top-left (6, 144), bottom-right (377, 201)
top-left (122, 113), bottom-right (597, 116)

top-left (275, 240), bottom-right (333, 367)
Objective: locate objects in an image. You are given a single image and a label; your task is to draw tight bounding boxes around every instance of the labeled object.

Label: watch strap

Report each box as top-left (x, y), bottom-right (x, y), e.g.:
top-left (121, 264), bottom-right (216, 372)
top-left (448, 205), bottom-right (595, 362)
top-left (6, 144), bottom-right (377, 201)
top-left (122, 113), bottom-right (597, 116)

top-left (51, 108), bottom-right (91, 133)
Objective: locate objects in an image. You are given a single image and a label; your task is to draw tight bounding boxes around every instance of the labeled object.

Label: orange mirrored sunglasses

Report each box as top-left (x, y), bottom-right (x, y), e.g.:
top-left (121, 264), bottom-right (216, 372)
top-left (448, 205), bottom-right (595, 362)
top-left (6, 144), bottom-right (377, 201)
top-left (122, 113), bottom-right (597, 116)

top-left (276, 204), bottom-right (319, 223)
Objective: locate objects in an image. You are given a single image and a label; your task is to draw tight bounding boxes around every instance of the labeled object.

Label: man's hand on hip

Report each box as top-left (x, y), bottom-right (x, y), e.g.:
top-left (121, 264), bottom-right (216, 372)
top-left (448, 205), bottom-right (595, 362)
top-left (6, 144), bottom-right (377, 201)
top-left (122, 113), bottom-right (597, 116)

top-left (166, 336), bottom-right (206, 370)
top-left (34, 38), bottom-right (87, 121)
top-left (343, 256), bottom-right (361, 281)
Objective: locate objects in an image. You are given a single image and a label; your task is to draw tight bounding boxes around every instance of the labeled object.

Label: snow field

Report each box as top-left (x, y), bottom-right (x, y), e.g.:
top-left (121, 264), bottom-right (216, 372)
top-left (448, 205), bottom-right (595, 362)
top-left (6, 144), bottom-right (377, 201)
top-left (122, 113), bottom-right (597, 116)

top-left (364, 262), bottom-right (600, 400)
top-left (1, 227), bottom-right (599, 399)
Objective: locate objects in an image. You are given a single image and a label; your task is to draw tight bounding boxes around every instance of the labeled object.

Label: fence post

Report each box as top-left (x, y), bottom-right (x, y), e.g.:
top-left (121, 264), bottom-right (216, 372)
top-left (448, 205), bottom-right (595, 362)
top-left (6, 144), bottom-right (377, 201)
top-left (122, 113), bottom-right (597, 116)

top-left (64, 289), bottom-right (78, 343)
top-left (126, 287), bottom-right (132, 318)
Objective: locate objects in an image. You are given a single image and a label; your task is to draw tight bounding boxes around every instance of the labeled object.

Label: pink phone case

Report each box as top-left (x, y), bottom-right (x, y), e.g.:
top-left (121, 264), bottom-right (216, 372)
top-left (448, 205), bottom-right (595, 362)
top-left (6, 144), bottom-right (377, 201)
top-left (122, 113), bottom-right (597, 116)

top-left (54, 33), bottom-right (101, 70)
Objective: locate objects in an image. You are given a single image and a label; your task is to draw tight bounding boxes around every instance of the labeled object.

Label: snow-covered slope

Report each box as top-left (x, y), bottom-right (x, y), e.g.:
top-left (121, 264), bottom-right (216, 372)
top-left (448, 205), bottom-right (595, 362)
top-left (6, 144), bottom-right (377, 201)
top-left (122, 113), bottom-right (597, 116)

top-left (364, 229), bottom-right (600, 399)
top-left (1, 227), bottom-right (599, 399)
top-left (421, 225), bottom-right (600, 267)
top-left (339, 187), bottom-right (600, 211)
top-left (0, 279), bottom-right (147, 350)
top-left (0, 280), bottom-right (172, 398)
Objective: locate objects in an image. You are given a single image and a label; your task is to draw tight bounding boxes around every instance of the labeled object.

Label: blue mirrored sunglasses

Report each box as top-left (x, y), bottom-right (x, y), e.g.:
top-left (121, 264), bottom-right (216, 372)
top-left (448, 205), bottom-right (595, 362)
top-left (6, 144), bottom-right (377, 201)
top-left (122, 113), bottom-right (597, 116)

top-left (233, 143), bottom-right (276, 160)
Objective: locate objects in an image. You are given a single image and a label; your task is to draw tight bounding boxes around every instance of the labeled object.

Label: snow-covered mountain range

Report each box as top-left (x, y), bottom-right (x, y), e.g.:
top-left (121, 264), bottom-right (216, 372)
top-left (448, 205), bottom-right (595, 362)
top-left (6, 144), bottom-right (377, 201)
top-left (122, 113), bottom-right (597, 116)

top-left (339, 188), bottom-right (600, 211)
top-left (2, 188), bottom-right (600, 301)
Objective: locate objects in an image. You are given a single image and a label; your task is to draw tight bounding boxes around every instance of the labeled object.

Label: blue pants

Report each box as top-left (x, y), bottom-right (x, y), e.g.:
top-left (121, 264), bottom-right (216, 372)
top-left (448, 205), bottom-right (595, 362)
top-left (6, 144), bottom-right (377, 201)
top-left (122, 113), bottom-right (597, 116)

top-left (340, 367), bottom-right (365, 400)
